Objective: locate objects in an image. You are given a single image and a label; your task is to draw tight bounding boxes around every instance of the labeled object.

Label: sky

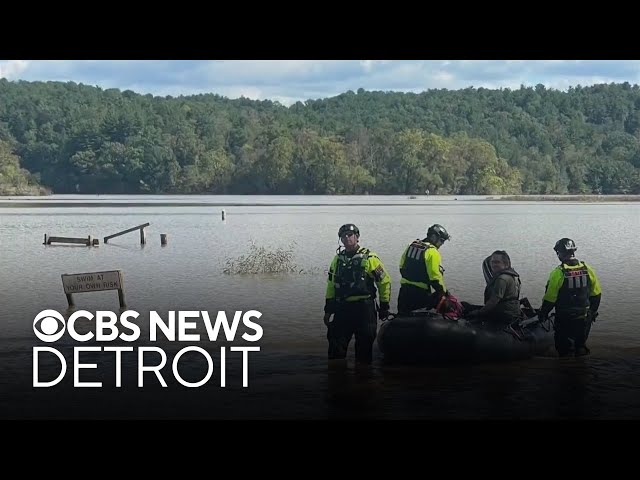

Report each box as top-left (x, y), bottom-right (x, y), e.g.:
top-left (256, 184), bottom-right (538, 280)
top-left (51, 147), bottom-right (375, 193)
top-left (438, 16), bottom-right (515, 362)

top-left (1, 60), bottom-right (640, 106)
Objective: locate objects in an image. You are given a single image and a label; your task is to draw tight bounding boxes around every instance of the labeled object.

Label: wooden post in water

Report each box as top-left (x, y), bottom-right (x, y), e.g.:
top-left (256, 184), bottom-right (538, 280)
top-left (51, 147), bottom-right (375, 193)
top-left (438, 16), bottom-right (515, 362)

top-left (222, 209), bottom-right (226, 220)
top-left (65, 293), bottom-right (75, 308)
top-left (117, 288), bottom-right (126, 309)
top-left (140, 228), bottom-right (146, 245)
top-left (43, 234), bottom-right (48, 245)
top-left (160, 234), bottom-right (168, 246)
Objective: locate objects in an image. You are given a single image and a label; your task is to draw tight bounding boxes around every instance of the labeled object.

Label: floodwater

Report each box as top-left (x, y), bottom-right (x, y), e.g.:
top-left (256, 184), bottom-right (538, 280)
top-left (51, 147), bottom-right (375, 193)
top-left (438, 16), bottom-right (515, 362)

top-left (1, 195), bottom-right (639, 419)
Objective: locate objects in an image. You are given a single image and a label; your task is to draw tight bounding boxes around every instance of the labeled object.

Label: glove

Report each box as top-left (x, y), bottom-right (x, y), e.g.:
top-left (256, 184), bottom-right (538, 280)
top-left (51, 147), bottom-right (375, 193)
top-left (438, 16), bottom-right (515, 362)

top-left (538, 301), bottom-right (554, 321)
top-left (378, 302), bottom-right (390, 320)
top-left (323, 313), bottom-right (332, 327)
top-left (591, 311), bottom-right (599, 323)
top-left (324, 299), bottom-right (335, 314)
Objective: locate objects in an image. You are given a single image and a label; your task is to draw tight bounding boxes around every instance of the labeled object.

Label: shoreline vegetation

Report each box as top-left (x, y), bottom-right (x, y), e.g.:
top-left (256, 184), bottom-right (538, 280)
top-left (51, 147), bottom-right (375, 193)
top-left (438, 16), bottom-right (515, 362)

top-left (1, 194), bottom-right (640, 208)
top-left (494, 194), bottom-right (640, 202)
top-left (2, 81), bottom-right (640, 197)
top-left (0, 186), bottom-right (51, 196)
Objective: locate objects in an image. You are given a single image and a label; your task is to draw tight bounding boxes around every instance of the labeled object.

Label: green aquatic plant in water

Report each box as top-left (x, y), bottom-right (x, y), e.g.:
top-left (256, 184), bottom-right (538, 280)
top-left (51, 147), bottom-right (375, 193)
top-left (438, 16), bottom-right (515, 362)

top-left (223, 240), bottom-right (320, 275)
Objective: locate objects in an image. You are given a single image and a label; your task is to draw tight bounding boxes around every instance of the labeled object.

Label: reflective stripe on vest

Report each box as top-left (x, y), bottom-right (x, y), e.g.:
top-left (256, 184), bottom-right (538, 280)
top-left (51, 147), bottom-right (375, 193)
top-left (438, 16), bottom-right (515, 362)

top-left (564, 268), bottom-right (589, 289)
top-left (557, 262), bottom-right (590, 313)
top-left (400, 240), bottom-right (433, 285)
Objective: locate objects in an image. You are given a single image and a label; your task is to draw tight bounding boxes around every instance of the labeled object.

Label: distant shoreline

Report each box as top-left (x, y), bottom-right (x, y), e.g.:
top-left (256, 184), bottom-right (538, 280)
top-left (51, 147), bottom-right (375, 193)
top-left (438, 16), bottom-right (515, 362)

top-left (1, 194), bottom-right (640, 208)
top-left (495, 195), bottom-right (640, 202)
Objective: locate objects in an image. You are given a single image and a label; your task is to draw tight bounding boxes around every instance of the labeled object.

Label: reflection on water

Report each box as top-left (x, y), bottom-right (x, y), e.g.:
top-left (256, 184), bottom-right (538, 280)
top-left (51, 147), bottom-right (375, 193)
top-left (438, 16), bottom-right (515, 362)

top-left (1, 195), bottom-right (639, 419)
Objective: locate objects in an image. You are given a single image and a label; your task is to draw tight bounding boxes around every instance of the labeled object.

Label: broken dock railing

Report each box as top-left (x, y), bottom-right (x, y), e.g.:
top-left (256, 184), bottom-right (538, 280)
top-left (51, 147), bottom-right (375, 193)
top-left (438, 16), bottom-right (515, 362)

top-left (104, 222), bottom-right (150, 245)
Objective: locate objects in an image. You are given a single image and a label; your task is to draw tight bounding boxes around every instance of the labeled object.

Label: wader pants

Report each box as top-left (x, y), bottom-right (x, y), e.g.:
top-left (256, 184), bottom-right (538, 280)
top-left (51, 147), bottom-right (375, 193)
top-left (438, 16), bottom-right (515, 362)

top-left (397, 283), bottom-right (438, 315)
top-left (327, 299), bottom-right (377, 364)
top-left (554, 312), bottom-right (592, 357)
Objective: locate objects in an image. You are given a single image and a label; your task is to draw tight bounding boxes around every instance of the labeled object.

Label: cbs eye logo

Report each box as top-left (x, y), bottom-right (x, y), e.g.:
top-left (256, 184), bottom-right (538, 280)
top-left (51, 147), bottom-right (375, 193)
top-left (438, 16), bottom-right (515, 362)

top-left (33, 310), bottom-right (66, 342)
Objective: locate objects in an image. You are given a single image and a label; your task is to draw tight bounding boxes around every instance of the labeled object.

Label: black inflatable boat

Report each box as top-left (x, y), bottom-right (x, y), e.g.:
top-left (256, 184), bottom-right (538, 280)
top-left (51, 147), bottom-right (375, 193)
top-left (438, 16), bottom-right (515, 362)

top-left (377, 311), bottom-right (555, 364)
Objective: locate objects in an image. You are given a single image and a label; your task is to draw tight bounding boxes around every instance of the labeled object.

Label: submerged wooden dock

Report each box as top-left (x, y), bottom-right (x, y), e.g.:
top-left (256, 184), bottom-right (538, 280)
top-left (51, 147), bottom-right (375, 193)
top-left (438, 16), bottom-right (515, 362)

top-left (44, 234), bottom-right (98, 246)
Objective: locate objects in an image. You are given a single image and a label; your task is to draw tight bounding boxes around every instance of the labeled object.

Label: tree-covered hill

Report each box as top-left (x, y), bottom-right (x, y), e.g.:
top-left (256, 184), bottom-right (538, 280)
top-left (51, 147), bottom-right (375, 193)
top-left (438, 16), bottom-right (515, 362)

top-left (1, 79), bottom-right (639, 195)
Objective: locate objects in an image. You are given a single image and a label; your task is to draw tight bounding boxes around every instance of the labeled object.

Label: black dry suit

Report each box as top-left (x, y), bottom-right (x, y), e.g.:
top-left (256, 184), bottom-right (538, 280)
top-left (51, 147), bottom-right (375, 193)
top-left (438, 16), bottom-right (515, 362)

top-left (540, 257), bottom-right (601, 357)
top-left (325, 247), bottom-right (384, 364)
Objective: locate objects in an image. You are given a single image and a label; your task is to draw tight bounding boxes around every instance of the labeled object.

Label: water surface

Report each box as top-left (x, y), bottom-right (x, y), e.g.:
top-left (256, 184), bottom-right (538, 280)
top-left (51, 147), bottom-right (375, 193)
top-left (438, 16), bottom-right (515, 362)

top-left (1, 195), bottom-right (638, 419)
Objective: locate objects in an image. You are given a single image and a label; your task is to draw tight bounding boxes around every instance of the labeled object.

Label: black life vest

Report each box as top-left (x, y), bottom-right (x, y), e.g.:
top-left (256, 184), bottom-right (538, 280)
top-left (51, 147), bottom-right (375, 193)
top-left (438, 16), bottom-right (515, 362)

top-left (334, 248), bottom-right (374, 300)
top-left (400, 239), bottom-right (436, 284)
top-left (557, 261), bottom-right (590, 315)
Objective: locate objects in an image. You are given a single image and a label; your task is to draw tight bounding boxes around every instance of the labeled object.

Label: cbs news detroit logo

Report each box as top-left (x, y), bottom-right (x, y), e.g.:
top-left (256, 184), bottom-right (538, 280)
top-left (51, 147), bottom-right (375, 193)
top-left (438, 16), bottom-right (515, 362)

top-left (32, 309), bottom-right (263, 388)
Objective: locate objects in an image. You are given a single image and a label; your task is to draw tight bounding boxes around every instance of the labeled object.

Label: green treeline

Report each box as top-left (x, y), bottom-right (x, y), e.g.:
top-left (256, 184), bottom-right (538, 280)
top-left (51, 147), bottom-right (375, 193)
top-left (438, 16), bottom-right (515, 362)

top-left (1, 79), bottom-right (640, 195)
top-left (0, 140), bottom-right (49, 195)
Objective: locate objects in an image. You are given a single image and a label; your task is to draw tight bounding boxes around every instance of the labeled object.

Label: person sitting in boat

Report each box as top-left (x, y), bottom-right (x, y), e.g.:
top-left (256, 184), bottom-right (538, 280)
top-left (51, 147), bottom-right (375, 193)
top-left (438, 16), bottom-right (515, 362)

top-left (463, 250), bottom-right (522, 326)
top-left (460, 253), bottom-right (494, 312)
top-left (397, 223), bottom-right (451, 315)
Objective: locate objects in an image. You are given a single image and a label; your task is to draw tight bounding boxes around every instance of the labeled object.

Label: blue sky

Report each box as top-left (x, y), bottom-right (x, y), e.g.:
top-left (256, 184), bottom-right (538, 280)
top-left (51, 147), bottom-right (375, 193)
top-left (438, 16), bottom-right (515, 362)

top-left (2, 60), bottom-right (639, 106)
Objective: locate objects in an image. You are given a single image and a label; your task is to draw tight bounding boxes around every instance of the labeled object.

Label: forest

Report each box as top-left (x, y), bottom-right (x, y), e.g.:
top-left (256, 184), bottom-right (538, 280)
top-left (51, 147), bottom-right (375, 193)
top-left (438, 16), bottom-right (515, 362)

top-left (1, 79), bottom-right (639, 195)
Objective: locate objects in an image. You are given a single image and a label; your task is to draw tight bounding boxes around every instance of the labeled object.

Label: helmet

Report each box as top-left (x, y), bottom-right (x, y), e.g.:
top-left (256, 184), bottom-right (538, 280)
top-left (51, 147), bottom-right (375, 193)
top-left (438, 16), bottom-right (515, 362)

top-left (338, 223), bottom-right (360, 238)
top-left (554, 238), bottom-right (577, 254)
top-left (427, 224), bottom-right (450, 242)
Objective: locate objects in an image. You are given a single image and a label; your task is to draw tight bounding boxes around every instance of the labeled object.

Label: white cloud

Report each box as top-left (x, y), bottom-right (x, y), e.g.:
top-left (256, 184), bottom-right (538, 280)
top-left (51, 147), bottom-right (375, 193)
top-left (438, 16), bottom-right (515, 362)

top-left (0, 60), bottom-right (31, 79)
top-left (360, 60), bottom-right (389, 73)
top-left (432, 70), bottom-right (455, 85)
top-left (198, 60), bottom-right (350, 84)
top-left (3, 60), bottom-right (640, 104)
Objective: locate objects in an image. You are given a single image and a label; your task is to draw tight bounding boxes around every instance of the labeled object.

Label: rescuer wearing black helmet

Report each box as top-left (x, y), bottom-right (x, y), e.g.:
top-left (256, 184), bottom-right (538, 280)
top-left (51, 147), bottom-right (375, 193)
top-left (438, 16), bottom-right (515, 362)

top-left (397, 223), bottom-right (450, 315)
top-left (324, 223), bottom-right (391, 365)
top-left (538, 238), bottom-right (602, 357)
